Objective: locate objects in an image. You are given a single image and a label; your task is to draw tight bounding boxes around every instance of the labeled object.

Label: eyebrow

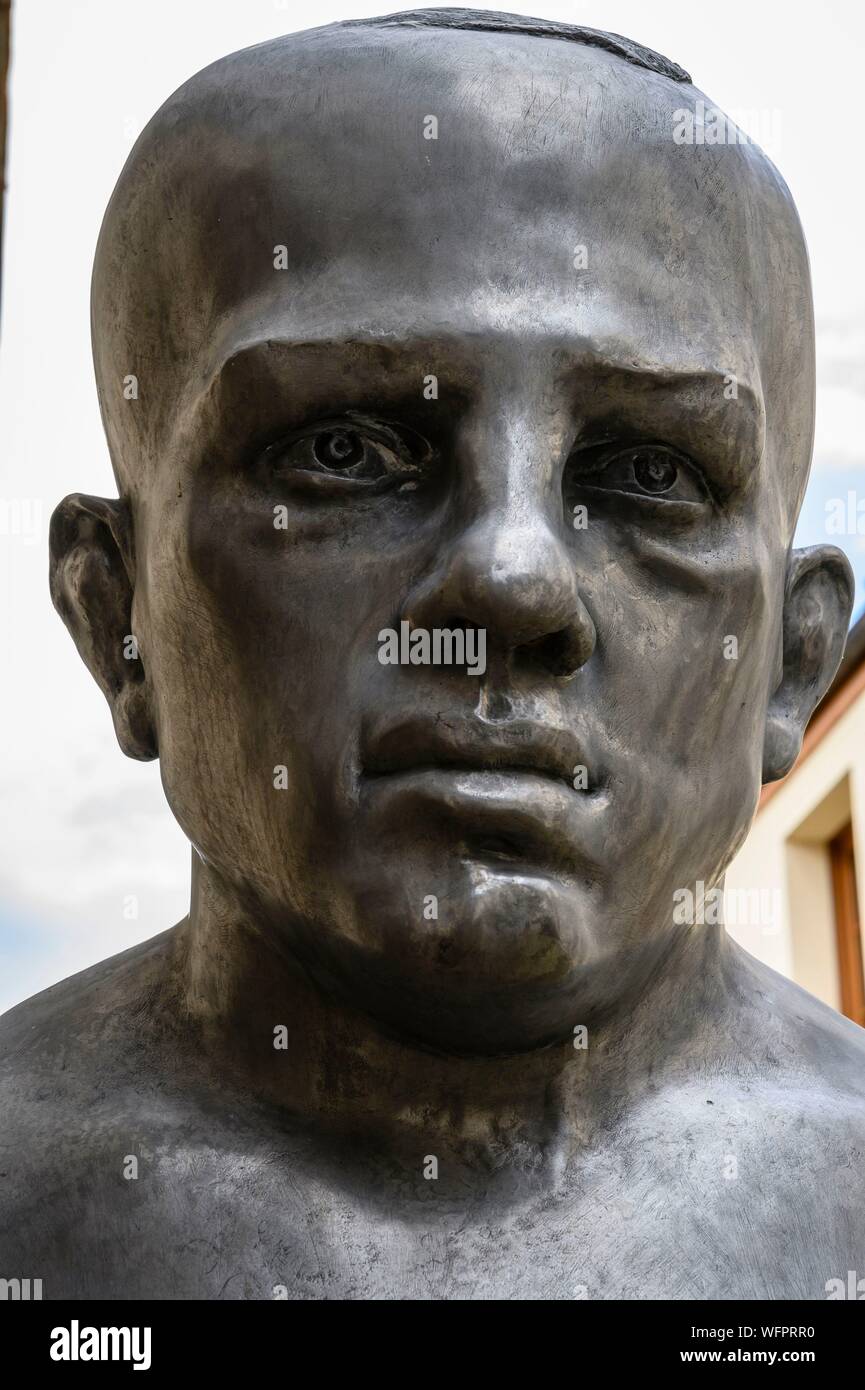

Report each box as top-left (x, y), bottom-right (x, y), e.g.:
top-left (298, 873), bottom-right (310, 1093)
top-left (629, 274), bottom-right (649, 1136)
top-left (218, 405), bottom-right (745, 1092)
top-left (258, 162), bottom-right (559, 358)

top-left (193, 331), bottom-right (763, 403)
top-left (578, 359), bottom-right (766, 459)
top-left (179, 331), bottom-right (766, 490)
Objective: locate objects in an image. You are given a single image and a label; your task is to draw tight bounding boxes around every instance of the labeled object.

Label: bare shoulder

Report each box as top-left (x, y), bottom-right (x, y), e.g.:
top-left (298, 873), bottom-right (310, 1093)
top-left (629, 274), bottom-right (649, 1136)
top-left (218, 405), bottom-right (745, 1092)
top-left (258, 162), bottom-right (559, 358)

top-left (0, 925), bottom-right (181, 1095)
top-left (0, 927), bottom-right (275, 1297)
top-left (0, 932), bottom-right (185, 1241)
top-left (735, 944), bottom-right (865, 1101)
top-left (0, 926), bottom-right (181, 1083)
top-left (685, 947), bottom-right (865, 1238)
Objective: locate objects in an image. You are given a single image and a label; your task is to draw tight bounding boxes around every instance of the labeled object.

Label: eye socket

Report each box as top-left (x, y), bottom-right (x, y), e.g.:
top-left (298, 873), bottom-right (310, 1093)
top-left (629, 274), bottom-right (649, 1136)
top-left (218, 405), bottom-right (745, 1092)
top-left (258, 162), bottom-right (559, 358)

top-left (258, 416), bottom-right (433, 491)
top-left (569, 442), bottom-right (709, 506)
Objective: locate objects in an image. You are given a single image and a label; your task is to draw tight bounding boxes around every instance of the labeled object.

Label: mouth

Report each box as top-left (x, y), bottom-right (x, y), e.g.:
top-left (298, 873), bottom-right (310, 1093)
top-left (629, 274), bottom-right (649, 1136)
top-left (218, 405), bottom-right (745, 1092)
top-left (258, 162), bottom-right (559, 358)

top-left (362, 715), bottom-right (597, 791)
top-left (360, 716), bottom-right (607, 872)
top-left (367, 758), bottom-right (575, 788)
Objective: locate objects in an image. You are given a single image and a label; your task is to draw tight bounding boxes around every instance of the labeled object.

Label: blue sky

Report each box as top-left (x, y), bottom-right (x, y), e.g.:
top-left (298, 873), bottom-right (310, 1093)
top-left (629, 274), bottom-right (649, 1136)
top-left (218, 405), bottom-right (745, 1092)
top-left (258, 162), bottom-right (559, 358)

top-left (795, 465), bottom-right (865, 622)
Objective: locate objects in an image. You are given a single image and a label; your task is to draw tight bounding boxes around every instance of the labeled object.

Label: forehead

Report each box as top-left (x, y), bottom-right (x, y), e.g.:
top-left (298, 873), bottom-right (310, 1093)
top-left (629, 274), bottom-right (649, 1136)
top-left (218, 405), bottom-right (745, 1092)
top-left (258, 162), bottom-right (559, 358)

top-left (180, 30), bottom-right (753, 353)
top-left (94, 23), bottom-right (811, 490)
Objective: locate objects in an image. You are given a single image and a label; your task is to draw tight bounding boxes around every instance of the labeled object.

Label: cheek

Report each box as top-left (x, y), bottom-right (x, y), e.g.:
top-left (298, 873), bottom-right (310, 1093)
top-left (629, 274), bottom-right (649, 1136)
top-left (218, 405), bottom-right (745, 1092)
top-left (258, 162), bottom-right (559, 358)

top-left (183, 480), bottom-right (398, 675)
top-left (136, 508), bottom-right (369, 896)
top-left (132, 522), bottom-right (277, 877)
top-left (601, 524), bottom-right (777, 741)
top-left (590, 536), bottom-right (779, 870)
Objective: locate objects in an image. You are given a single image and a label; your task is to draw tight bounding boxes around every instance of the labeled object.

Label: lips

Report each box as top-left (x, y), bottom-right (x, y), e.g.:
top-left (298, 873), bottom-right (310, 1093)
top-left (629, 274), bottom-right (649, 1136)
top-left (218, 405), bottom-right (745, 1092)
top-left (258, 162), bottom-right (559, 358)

top-left (357, 712), bottom-right (609, 877)
top-left (361, 713), bottom-right (595, 791)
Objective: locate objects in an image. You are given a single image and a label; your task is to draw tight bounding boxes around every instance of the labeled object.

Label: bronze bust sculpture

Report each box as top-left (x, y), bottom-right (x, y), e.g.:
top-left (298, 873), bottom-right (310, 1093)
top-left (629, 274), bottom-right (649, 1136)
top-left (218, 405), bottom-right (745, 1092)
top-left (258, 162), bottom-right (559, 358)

top-left (1, 9), bottom-right (863, 1299)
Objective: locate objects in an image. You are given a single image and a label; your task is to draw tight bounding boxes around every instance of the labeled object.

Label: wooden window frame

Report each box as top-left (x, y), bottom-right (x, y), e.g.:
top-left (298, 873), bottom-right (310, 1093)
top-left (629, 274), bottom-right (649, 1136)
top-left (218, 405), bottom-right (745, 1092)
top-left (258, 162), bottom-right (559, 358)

top-left (829, 823), bottom-right (865, 1027)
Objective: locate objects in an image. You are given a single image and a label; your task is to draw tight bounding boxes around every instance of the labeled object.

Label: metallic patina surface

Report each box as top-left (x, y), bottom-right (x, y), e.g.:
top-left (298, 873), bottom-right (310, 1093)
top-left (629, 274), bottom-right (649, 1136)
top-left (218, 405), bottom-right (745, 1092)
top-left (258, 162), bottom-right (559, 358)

top-left (1, 10), bottom-right (863, 1299)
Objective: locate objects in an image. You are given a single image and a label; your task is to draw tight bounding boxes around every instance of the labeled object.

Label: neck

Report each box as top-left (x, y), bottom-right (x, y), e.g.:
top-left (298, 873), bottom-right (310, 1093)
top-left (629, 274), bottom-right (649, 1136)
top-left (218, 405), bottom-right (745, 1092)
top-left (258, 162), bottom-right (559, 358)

top-left (173, 854), bottom-right (740, 1172)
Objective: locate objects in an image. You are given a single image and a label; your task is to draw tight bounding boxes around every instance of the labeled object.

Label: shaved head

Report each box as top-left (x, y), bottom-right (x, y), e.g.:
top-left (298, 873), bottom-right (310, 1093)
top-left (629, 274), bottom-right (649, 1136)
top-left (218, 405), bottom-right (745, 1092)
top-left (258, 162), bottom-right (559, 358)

top-left (92, 10), bottom-right (813, 535)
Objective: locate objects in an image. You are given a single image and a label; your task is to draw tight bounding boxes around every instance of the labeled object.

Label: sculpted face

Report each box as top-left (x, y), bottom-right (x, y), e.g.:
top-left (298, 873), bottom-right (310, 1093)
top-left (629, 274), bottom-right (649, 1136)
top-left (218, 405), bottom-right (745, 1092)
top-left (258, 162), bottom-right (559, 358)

top-left (53, 21), bottom-right (852, 1052)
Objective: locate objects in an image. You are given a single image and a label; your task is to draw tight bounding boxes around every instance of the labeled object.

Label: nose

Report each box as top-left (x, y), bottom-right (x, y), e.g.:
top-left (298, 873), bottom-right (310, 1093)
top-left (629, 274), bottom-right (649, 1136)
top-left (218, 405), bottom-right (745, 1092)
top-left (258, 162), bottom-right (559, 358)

top-left (404, 515), bottom-right (596, 680)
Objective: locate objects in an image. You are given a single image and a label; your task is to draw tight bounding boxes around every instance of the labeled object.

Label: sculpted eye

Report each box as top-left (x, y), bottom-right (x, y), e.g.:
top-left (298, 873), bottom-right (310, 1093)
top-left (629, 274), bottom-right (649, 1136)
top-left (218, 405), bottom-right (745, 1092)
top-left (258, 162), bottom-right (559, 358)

top-left (259, 416), bottom-right (433, 492)
top-left (570, 443), bottom-right (709, 505)
top-left (632, 449), bottom-right (678, 494)
top-left (312, 429), bottom-right (366, 470)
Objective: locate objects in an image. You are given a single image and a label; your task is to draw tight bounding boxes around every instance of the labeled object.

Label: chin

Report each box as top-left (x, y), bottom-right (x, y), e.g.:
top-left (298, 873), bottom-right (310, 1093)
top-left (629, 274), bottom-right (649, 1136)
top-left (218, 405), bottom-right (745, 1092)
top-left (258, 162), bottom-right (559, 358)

top-left (311, 866), bottom-right (604, 1055)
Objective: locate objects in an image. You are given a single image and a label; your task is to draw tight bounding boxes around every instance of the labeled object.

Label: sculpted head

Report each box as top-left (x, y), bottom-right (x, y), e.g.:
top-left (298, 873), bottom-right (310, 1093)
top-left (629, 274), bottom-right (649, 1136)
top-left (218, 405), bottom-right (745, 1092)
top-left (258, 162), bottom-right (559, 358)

top-left (50, 10), bottom-right (854, 1053)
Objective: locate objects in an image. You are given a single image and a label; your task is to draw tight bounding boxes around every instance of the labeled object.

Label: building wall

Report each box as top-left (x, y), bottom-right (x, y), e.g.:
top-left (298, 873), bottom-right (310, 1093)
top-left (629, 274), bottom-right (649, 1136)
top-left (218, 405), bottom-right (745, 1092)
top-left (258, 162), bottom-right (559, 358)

top-left (724, 686), bottom-right (865, 1009)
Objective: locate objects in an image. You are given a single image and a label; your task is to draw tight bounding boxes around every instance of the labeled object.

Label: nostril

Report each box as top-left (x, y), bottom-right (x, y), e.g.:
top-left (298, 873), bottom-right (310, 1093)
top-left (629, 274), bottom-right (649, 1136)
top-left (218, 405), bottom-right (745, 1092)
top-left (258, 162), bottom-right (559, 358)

top-left (518, 624), bottom-right (594, 678)
top-left (520, 629), bottom-right (571, 677)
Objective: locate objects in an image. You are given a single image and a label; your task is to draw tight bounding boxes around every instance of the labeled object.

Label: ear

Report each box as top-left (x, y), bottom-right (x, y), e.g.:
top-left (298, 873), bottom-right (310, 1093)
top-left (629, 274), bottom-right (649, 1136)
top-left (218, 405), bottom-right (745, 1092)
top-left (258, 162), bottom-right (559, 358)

top-left (762, 545), bottom-right (855, 783)
top-left (49, 493), bottom-right (158, 760)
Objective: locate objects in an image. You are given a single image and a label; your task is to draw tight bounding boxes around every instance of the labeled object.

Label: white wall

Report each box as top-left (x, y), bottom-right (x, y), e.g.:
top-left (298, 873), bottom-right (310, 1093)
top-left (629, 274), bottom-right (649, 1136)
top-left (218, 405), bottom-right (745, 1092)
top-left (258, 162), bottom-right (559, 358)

top-left (725, 689), bottom-right (865, 1008)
